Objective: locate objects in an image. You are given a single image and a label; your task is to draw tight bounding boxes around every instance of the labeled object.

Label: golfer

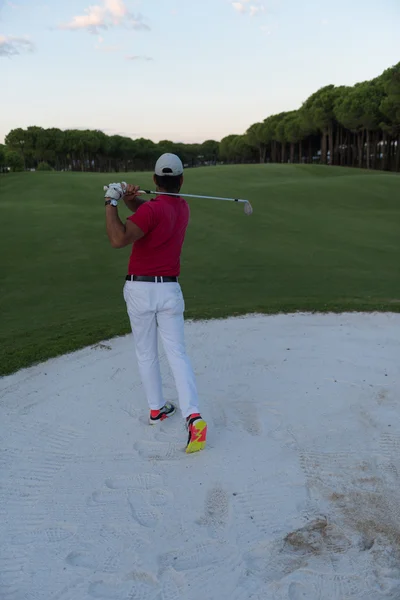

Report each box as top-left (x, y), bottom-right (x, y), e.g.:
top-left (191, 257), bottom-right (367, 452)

top-left (104, 153), bottom-right (207, 454)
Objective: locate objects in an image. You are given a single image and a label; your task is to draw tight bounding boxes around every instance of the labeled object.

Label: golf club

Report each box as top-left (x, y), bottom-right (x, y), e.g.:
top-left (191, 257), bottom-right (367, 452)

top-left (137, 190), bottom-right (253, 216)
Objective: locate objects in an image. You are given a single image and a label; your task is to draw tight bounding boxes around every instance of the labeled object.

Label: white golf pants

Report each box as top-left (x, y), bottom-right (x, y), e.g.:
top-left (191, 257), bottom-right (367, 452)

top-left (123, 280), bottom-right (200, 419)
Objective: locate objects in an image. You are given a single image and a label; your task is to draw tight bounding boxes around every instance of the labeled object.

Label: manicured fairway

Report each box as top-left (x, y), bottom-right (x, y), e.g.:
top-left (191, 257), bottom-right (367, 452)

top-left (0, 164), bottom-right (399, 375)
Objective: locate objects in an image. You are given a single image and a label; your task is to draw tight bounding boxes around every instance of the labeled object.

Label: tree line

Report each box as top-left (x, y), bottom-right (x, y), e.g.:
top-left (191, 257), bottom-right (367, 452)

top-left (1, 61), bottom-right (399, 173)
top-left (0, 132), bottom-right (219, 173)
top-left (228, 60), bottom-right (400, 172)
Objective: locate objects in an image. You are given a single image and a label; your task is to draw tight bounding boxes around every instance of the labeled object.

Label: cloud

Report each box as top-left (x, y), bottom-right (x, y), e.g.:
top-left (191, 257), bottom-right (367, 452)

top-left (103, 0), bottom-right (126, 19)
top-left (232, 0), bottom-right (265, 17)
top-left (126, 55), bottom-right (153, 61)
top-left (59, 5), bottom-right (106, 33)
top-left (250, 4), bottom-right (265, 16)
top-left (232, 2), bottom-right (246, 13)
top-left (0, 35), bottom-right (35, 57)
top-left (59, 0), bottom-right (149, 34)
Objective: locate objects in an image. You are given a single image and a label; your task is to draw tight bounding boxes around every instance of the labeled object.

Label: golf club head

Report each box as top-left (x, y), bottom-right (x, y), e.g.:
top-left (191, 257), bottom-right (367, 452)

top-left (244, 201), bottom-right (253, 216)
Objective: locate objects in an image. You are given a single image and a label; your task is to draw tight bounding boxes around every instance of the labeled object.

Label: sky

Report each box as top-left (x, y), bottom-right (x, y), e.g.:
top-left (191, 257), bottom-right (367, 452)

top-left (1, 0), bottom-right (399, 144)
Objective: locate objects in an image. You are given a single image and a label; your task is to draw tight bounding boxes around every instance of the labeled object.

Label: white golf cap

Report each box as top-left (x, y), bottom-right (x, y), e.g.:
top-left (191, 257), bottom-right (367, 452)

top-left (155, 153), bottom-right (184, 176)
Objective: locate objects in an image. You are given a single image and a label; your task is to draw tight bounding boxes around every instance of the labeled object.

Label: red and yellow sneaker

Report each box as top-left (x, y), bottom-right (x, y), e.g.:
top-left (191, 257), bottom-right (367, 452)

top-left (149, 402), bottom-right (176, 425)
top-left (185, 414), bottom-right (207, 454)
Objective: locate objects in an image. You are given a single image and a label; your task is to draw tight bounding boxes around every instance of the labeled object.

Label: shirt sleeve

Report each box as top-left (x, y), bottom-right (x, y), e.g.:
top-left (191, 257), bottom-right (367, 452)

top-left (128, 202), bottom-right (155, 235)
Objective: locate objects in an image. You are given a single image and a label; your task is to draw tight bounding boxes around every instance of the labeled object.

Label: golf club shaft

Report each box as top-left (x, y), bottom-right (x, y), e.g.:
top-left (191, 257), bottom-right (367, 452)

top-left (138, 190), bottom-right (249, 204)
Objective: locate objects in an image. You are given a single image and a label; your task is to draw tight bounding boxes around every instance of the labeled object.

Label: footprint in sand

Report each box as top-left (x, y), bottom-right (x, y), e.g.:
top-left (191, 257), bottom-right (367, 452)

top-left (208, 398), bottom-right (228, 430)
top-left (233, 477), bottom-right (308, 544)
top-left (231, 399), bottom-right (262, 436)
top-left (379, 433), bottom-right (400, 474)
top-left (288, 581), bottom-right (319, 600)
top-left (134, 441), bottom-right (183, 461)
top-left (91, 470), bottom-right (173, 529)
top-left (127, 489), bottom-right (175, 529)
top-left (11, 525), bottom-right (77, 546)
top-left (159, 540), bottom-right (243, 600)
top-left (299, 450), bottom-right (366, 497)
top-left (128, 494), bottom-right (162, 528)
top-left (159, 567), bottom-right (188, 600)
top-left (66, 546), bottom-right (139, 574)
top-left (288, 572), bottom-right (373, 600)
top-left (7, 422), bottom-right (82, 455)
top-left (90, 486), bottom-right (171, 509)
top-left (89, 489), bottom-right (128, 505)
top-left (0, 549), bottom-right (27, 600)
top-left (88, 571), bottom-right (159, 600)
top-left (159, 539), bottom-right (239, 572)
top-left (105, 473), bottom-right (163, 490)
top-left (197, 485), bottom-right (231, 537)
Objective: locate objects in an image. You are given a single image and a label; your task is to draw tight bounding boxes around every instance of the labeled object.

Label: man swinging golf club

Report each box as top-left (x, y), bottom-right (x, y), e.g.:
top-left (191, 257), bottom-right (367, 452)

top-left (104, 153), bottom-right (207, 454)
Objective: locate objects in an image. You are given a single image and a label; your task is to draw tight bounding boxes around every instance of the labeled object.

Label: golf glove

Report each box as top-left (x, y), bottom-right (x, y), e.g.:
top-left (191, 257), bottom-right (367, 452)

top-left (104, 183), bottom-right (125, 201)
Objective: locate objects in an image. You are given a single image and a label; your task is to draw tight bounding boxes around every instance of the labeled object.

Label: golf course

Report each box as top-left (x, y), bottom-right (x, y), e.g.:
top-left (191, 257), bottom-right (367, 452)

top-left (1, 163), bottom-right (399, 376)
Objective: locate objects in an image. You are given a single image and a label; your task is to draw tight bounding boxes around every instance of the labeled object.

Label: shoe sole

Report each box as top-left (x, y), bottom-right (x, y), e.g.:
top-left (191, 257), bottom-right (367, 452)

top-left (148, 406), bottom-right (176, 426)
top-left (185, 419), bottom-right (207, 454)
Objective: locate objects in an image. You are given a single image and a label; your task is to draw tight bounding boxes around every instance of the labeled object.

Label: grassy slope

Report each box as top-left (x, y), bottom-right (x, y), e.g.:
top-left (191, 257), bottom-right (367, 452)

top-left (0, 164), bottom-right (399, 376)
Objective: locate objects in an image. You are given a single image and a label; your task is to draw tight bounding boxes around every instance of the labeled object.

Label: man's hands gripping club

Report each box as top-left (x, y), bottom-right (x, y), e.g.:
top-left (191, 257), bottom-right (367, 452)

top-left (103, 182), bottom-right (127, 201)
top-left (104, 182), bottom-right (146, 213)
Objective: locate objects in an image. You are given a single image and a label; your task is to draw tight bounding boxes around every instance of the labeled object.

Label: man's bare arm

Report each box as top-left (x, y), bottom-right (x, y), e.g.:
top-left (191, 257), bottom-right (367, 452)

top-left (105, 205), bottom-right (144, 248)
top-left (124, 195), bottom-right (147, 213)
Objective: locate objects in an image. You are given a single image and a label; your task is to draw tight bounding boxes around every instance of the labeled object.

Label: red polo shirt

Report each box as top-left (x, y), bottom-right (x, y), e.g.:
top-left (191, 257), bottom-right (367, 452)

top-left (127, 194), bottom-right (189, 277)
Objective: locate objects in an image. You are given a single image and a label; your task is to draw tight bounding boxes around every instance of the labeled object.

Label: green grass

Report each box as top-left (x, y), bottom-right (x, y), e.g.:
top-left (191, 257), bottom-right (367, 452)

top-left (1, 164), bottom-right (399, 376)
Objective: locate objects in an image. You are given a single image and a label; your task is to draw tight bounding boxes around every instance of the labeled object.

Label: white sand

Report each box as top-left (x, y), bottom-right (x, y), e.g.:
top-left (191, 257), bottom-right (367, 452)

top-left (1, 312), bottom-right (400, 600)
